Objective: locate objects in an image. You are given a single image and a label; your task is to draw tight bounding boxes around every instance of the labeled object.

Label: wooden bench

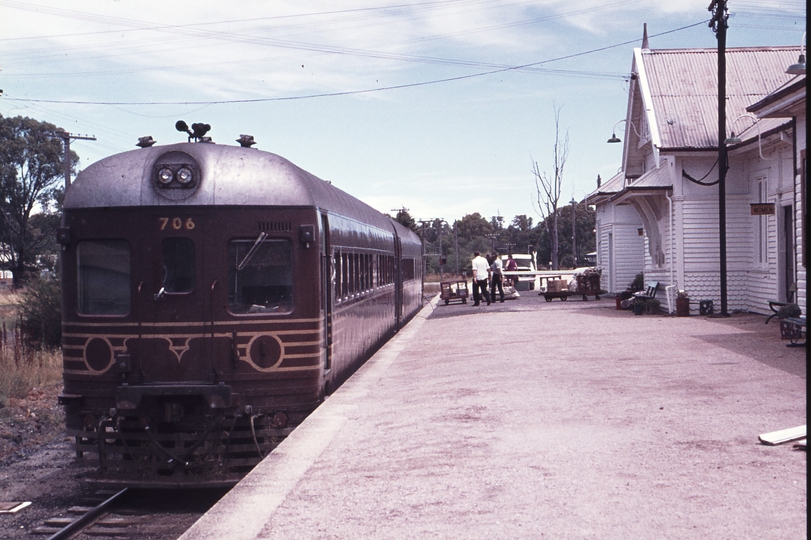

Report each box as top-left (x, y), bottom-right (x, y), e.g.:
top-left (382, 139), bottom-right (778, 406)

top-left (766, 284), bottom-right (797, 324)
top-left (633, 281), bottom-right (659, 301)
top-left (784, 317), bottom-right (806, 347)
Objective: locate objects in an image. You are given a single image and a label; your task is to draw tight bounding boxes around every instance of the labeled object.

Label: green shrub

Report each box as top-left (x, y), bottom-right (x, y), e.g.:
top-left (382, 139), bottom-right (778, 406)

top-left (18, 272), bottom-right (61, 349)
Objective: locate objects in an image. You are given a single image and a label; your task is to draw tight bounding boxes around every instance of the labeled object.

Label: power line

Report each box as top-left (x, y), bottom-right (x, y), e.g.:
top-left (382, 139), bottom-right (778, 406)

top-left (1, 1), bottom-right (642, 76)
top-left (3, 21), bottom-right (708, 107)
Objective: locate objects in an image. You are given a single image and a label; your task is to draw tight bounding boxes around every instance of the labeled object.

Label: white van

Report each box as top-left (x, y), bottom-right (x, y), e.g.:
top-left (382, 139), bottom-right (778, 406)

top-left (500, 253), bottom-right (537, 291)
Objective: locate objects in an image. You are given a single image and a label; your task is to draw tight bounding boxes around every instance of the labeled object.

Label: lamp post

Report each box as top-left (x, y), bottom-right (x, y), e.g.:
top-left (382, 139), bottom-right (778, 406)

top-left (785, 32), bottom-right (806, 75)
top-left (606, 119), bottom-right (642, 145)
top-left (607, 119), bottom-right (625, 143)
top-left (725, 113), bottom-right (775, 161)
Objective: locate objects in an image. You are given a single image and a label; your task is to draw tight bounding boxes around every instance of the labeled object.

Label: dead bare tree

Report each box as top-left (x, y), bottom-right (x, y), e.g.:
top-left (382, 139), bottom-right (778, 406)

top-left (532, 105), bottom-right (569, 270)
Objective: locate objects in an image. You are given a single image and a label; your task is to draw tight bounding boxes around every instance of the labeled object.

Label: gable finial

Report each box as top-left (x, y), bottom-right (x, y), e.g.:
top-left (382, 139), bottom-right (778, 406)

top-left (642, 23), bottom-right (649, 49)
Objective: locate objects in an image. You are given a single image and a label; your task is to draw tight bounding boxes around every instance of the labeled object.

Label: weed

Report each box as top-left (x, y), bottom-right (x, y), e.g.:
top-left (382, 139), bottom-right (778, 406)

top-left (0, 319), bottom-right (62, 408)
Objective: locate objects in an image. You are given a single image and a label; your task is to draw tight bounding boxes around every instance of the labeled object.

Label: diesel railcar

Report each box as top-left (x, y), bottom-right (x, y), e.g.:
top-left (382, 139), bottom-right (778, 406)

top-left (57, 134), bottom-right (423, 487)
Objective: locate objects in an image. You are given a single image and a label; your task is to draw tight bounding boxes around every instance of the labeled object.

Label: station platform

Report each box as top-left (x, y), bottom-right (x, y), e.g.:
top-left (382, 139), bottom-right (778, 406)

top-left (181, 294), bottom-right (806, 539)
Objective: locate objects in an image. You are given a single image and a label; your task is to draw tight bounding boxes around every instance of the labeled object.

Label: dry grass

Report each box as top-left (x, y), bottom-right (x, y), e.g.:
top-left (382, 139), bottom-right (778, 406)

top-left (0, 289), bottom-right (62, 407)
top-left (0, 349), bottom-right (62, 406)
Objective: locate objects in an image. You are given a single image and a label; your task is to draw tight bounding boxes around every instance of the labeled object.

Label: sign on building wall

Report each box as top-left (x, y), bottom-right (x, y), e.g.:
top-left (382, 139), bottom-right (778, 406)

top-left (750, 203), bottom-right (775, 216)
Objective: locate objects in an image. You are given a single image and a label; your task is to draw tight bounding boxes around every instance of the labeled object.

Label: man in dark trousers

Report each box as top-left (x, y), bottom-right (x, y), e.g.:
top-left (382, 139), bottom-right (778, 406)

top-left (490, 251), bottom-right (505, 303)
top-left (471, 251), bottom-right (491, 306)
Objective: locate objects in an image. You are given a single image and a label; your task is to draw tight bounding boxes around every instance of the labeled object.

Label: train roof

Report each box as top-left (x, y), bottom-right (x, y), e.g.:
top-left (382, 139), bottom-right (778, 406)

top-left (65, 142), bottom-right (399, 234)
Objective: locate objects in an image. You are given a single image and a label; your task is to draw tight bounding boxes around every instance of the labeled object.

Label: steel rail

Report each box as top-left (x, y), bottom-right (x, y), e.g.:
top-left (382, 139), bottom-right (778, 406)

top-left (46, 488), bottom-right (129, 540)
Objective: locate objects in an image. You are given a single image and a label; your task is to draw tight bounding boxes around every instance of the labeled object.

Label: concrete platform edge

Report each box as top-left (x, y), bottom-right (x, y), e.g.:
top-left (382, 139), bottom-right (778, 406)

top-left (179, 295), bottom-right (439, 540)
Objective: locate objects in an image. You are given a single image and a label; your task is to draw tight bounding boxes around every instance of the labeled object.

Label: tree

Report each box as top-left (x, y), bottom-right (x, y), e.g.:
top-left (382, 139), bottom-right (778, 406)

top-left (455, 212), bottom-right (492, 241)
top-left (0, 114), bottom-right (75, 286)
top-left (392, 207), bottom-right (418, 233)
top-left (532, 105), bottom-right (568, 270)
top-left (533, 201), bottom-right (596, 269)
top-left (503, 214), bottom-right (536, 256)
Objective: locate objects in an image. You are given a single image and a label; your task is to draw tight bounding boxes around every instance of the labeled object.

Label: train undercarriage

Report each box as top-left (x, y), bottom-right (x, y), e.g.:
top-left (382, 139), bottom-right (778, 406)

top-left (61, 391), bottom-right (310, 488)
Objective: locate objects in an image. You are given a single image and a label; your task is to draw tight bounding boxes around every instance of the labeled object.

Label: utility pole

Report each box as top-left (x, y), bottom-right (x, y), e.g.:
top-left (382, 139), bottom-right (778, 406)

top-left (438, 221), bottom-right (444, 282)
top-left (57, 131), bottom-right (97, 188)
top-left (570, 198), bottom-right (577, 268)
top-left (709, 0), bottom-right (729, 316)
top-left (454, 221), bottom-right (459, 275)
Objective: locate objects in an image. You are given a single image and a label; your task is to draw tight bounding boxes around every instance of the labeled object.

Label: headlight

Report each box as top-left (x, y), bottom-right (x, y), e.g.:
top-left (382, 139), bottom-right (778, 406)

top-left (157, 167), bottom-right (174, 185)
top-left (176, 167), bottom-right (194, 185)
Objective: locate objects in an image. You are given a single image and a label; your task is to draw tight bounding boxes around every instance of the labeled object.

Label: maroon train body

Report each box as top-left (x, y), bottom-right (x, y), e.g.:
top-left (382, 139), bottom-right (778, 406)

top-left (57, 136), bottom-right (423, 487)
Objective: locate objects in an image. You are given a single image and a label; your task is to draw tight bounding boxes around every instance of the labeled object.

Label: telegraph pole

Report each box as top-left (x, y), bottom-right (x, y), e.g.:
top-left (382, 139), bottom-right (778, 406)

top-left (58, 131), bottom-right (97, 188)
top-left (709, 0), bottom-right (729, 316)
top-left (454, 221), bottom-right (459, 275)
top-left (570, 198), bottom-right (577, 268)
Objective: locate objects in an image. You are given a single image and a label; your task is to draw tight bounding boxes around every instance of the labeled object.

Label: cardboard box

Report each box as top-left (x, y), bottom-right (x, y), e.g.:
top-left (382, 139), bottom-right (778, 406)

top-left (547, 280), bottom-right (568, 293)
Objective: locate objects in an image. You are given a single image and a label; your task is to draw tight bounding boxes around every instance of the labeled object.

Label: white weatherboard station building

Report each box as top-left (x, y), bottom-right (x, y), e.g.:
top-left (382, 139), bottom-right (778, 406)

top-left (588, 34), bottom-right (806, 317)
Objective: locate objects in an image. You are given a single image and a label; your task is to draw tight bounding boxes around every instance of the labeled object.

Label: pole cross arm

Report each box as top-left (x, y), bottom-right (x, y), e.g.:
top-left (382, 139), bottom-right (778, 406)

top-left (56, 131), bottom-right (97, 188)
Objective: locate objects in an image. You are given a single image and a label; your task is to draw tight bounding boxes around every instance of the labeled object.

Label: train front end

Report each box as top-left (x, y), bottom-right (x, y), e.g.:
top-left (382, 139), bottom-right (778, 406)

top-left (58, 142), bottom-right (327, 487)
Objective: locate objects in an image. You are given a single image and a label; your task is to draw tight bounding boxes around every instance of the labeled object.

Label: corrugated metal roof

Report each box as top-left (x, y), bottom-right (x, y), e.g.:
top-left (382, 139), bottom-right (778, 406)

top-left (731, 117), bottom-right (791, 146)
top-left (747, 75), bottom-right (806, 117)
top-left (608, 160), bottom-right (672, 205)
top-left (629, 160), bottom-right (672, 188)
top-left (640, 47), bottom-right (799, 150)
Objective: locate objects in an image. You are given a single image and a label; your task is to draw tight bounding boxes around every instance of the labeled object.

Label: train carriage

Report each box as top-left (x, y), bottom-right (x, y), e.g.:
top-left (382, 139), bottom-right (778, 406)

top-left (58, 137), bottom-right (423, 487)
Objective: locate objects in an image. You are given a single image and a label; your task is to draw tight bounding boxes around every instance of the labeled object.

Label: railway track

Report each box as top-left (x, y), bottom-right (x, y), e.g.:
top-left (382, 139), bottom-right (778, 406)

top-left (34, 487), bottom-right (228, 539)
top-left (43, 488), bottom-right (128, 539)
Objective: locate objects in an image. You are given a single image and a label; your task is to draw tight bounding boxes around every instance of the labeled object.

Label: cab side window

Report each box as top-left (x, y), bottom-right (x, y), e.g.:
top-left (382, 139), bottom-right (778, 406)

top-left (77, 240), bottom-right (131, 315)
top-left (227, 238), bottom-right (293, 314)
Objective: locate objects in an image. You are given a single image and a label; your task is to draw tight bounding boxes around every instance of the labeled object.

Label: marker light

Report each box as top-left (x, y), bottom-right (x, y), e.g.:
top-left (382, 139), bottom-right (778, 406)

top-left (176, 167), bottom-right (194, 184)
top-left (157, 167), bottom-right (174, 184)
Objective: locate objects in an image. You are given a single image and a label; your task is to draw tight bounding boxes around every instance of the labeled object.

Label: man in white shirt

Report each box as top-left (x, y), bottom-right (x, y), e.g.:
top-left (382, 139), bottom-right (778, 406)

top-left (471, 251), bottom-right (491, 306)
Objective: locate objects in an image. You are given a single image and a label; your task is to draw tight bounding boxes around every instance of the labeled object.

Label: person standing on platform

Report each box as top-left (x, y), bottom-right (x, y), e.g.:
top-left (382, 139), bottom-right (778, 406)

top-left (471, 251), bottom-right (491, 306)
top-left (504, 254), bottom-right (518, 287)
top-left (490, 251), bottom-right (505, 302)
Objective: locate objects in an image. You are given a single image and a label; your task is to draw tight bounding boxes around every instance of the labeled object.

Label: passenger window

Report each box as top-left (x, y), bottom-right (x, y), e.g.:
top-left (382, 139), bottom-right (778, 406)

top-left (228, 238), bottom-right (293, 314)
top-left (161, 238), bottom-right (195, 293)
top-left (77, 240), bottom-right (131, 315)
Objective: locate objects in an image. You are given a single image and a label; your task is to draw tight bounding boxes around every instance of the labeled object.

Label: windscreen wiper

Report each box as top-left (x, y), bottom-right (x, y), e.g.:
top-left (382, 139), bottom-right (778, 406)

top-left (237, 232), bottom-right (268, 270)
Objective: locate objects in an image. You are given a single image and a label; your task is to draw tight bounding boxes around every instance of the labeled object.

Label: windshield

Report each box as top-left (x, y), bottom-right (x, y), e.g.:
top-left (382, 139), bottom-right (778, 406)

top-left (227, 238), bottom-right (293, 314)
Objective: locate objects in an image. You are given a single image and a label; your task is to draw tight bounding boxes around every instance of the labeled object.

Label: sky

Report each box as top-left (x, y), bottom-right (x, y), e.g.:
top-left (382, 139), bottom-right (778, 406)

top-left (0, 0), bottom-right (806, 226)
